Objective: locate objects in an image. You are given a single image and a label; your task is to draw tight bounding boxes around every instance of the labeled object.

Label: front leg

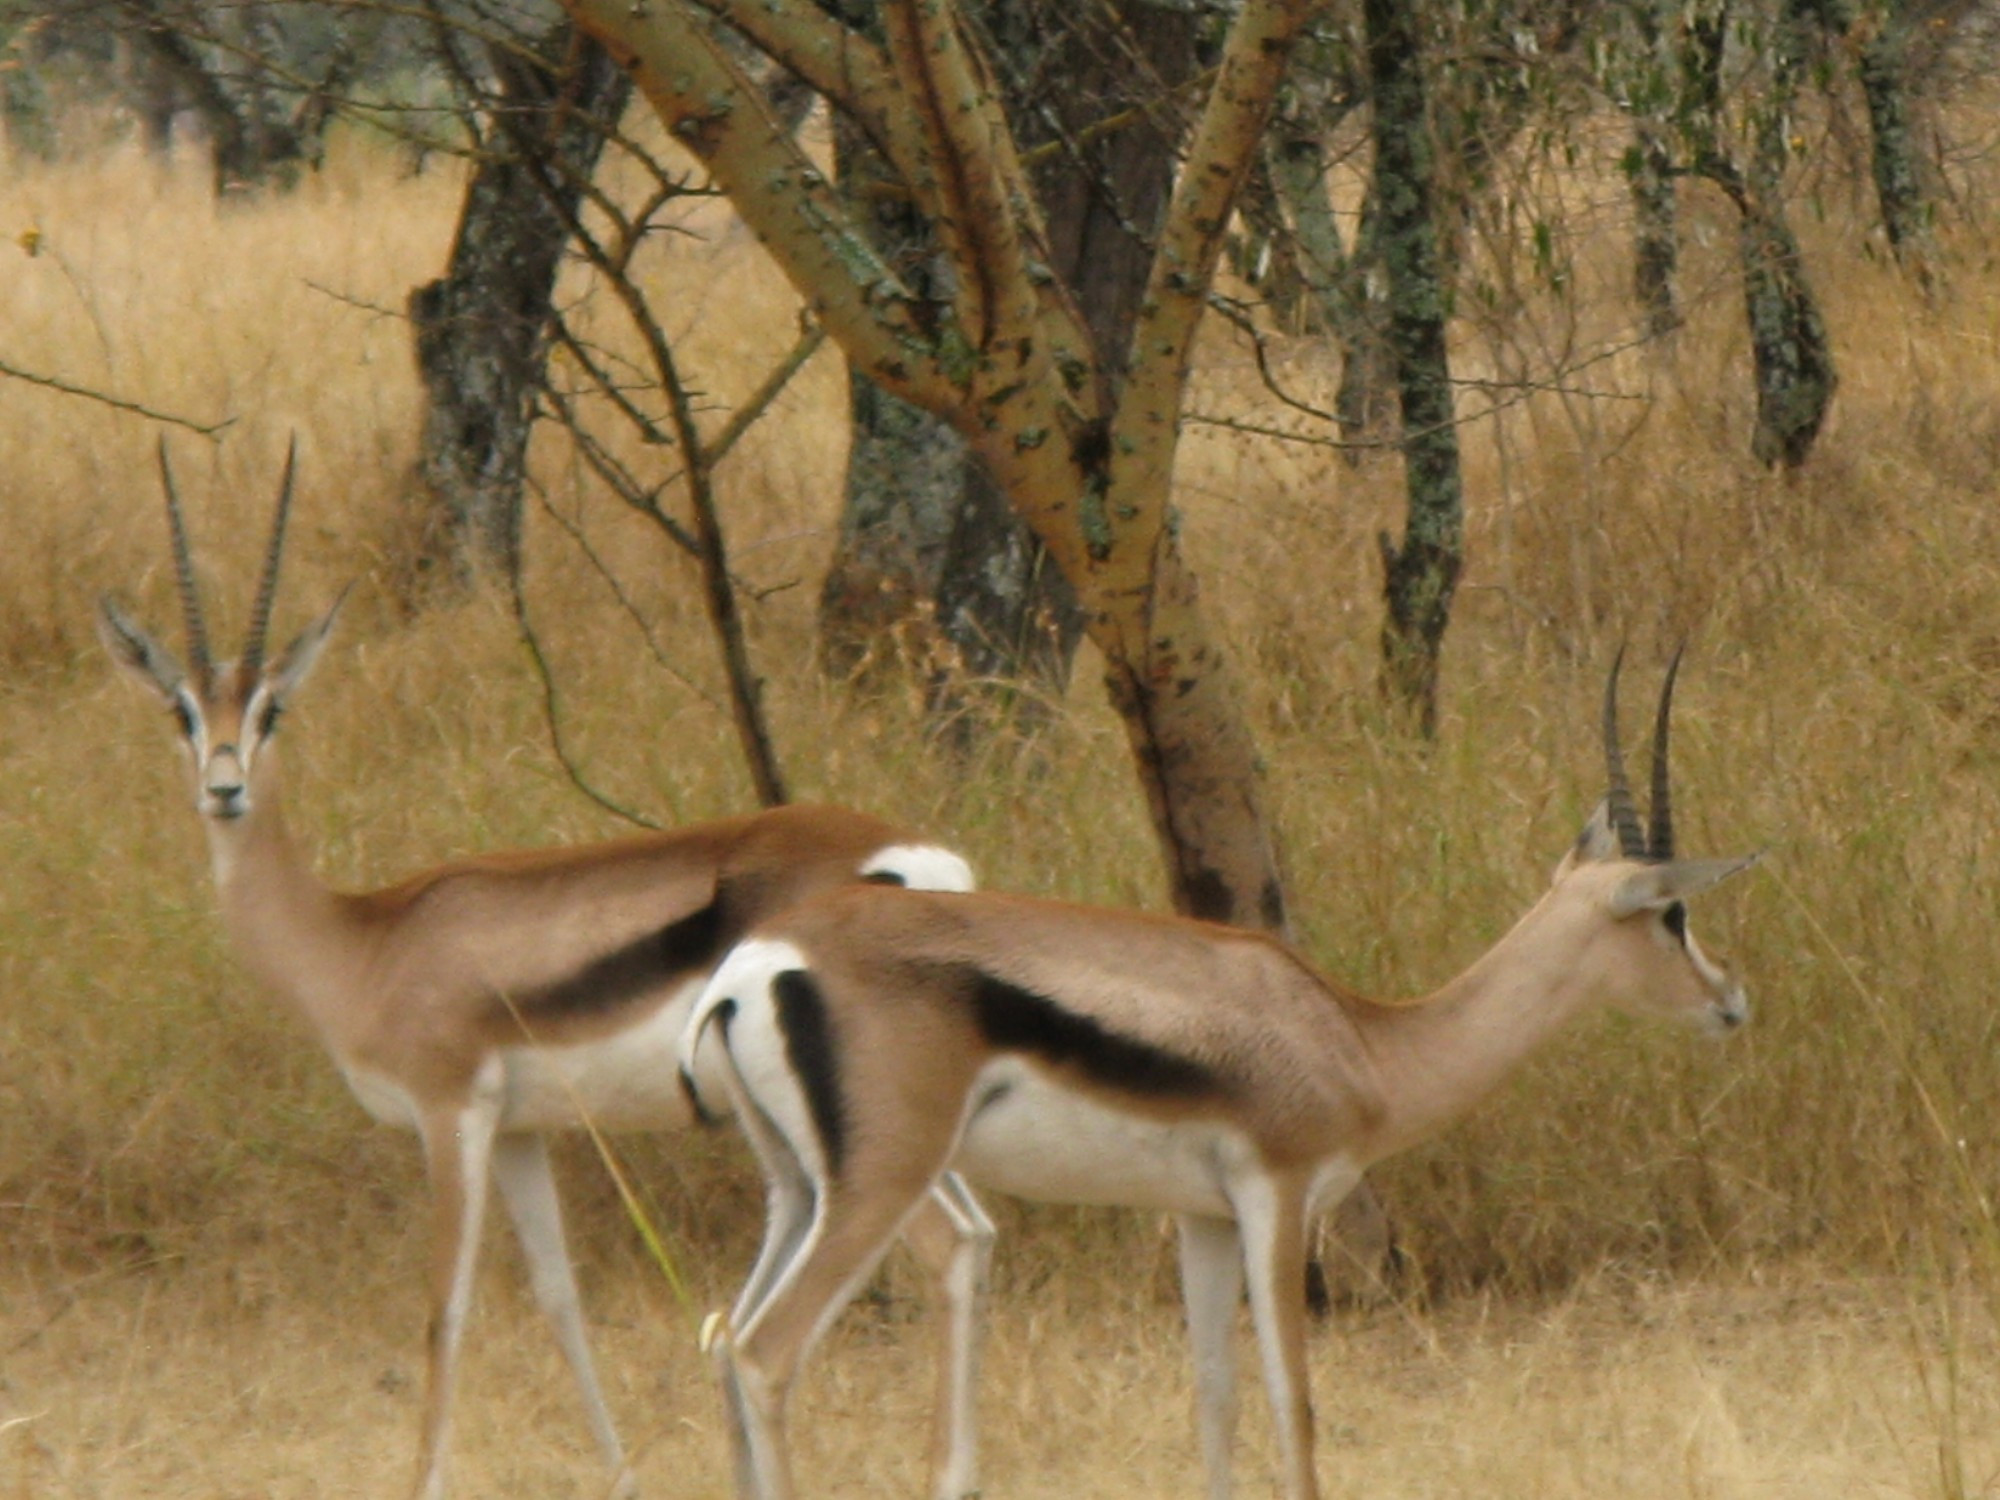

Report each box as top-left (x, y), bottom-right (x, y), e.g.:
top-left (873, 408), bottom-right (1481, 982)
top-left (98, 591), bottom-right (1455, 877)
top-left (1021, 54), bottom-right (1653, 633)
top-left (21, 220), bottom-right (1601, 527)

top-left (491, 1131), bottom-right (635, 1499)
top-left (900, 1172), bottom-right (995, 1500)
top-left (1233, 1176), bottom-right (1318, 1500)
top-left (412, 1074), bottom-right (503, 1500)
top-left (1176, 1212), bottom-right (1245, 1500)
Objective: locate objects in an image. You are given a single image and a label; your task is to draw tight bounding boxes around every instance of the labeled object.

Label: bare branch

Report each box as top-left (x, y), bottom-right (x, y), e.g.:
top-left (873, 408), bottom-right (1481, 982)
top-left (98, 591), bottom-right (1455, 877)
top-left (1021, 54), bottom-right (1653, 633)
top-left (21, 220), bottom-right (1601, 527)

top-left (508, 568), bottom-right (665, 830)
top-left (708, 318), bottom-right (829, 468)
top-left (0, 356), bottom-right (231, 437)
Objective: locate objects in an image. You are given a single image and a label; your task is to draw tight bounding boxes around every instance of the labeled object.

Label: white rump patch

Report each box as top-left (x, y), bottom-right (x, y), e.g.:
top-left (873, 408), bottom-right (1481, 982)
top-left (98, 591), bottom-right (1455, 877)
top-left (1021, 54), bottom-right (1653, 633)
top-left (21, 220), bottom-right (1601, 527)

top-left (859, 843), bottom-right (976, 893)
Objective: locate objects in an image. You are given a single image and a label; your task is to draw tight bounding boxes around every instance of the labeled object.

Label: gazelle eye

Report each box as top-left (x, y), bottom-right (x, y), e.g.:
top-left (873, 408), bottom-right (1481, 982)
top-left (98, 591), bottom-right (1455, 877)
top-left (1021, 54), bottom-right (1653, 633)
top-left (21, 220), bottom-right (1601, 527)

top-left (256, 699), bottom-right (284, 738)
top-left (1662, 901), bottom-right (1688, 942)
top-left (170, 699), bottom-right (197, 738)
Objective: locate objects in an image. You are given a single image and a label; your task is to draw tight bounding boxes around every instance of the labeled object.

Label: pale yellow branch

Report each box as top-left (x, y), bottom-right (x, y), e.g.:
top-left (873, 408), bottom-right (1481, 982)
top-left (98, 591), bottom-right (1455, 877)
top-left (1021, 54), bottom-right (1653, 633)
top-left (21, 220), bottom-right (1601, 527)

top-left (691, 0), bottom-right (931, 191)
top-left (1105, 0), bottom-right (1318, 584)
top-left (562, 0), bottom-right (953, 410)
top-left (879, 0), bottom-right (987, 344)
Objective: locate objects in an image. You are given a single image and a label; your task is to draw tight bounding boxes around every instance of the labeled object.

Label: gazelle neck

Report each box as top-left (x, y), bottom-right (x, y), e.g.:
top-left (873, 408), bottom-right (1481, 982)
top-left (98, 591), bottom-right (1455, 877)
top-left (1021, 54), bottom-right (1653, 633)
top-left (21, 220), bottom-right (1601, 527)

top-left (1355, 883), bottom-right (1607, 1163)
top-left (199, 748), bottom-right (355, 1025)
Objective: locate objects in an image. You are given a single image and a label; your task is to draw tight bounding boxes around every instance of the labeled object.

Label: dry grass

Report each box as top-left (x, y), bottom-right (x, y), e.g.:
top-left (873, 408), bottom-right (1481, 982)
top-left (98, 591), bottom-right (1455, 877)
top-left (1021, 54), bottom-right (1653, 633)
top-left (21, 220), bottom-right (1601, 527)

top-left (4, 1258), bottom-right (1995, 1498)
top-left (3, 105), bottom-right (2000, 1496)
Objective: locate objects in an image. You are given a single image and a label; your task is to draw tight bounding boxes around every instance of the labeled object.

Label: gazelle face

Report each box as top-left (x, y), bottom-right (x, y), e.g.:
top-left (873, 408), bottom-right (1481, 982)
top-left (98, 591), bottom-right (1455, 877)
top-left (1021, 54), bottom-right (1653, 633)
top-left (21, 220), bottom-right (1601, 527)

top-left (1566, 646), bottom-right (1758, 1037)
top-left (98, 607), bottom-right (339, 825)
top-left (96, 439), bottom-right (339, 826)
top-left (1584, 857), bottom-right (1752, 1036)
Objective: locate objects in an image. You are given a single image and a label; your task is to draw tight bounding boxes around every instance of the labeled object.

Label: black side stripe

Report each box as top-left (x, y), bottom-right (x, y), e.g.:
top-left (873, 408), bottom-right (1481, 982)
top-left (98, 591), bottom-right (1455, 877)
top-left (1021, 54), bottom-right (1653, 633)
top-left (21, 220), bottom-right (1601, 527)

top-left (968, 971), bottom-right (1225, 1099)
top-left (509, 902), bottom-right (726, 1022)
top-left (774, 969), bottom-right (848, 1177)
top-left (861, 869), bottom-right (908, 886)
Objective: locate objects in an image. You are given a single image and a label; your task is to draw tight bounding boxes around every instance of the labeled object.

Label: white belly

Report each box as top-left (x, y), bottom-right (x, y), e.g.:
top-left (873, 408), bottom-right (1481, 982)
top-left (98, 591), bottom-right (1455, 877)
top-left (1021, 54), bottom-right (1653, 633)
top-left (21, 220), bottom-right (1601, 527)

top-left (497, 980), bottom-right (706, 1131)
top-left (951, 1062), bottom-right (1239, 1217)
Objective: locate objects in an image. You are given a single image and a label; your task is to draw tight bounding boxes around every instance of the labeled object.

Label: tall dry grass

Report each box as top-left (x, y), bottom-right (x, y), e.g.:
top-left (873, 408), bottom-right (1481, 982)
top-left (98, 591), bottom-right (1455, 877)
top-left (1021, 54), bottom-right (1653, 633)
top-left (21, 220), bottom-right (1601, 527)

top-left (2, 108), bottom-right (2000, 1494)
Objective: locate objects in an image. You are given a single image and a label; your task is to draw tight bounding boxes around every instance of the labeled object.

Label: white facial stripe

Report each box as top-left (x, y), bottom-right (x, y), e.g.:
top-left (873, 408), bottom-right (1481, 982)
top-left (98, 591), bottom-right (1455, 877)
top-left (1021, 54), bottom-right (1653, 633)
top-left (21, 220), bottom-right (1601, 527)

top-left (859, 844), bottom-right (976, 894)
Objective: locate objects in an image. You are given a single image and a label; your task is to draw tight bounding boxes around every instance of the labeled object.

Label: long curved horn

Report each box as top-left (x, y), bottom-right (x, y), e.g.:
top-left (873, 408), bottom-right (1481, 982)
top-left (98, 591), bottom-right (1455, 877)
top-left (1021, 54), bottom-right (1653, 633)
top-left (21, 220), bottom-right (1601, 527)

top-left (1647, 642), bottom-right (1686, 861)
top-left (1602, 646), bottom-right (1648, 859)
top-left (241, 437), bottom-right (297, 679)
top-left (157, 437), bottom-right (212, 686)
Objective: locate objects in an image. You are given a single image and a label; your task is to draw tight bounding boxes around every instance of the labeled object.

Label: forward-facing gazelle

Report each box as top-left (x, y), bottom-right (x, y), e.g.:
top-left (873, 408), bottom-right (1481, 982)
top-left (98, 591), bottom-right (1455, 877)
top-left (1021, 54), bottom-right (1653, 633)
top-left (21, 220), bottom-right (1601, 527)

top-left (97, 444), bottom-right (982, 1500)
top-left (681, 652), bottom-right (1758, 1500)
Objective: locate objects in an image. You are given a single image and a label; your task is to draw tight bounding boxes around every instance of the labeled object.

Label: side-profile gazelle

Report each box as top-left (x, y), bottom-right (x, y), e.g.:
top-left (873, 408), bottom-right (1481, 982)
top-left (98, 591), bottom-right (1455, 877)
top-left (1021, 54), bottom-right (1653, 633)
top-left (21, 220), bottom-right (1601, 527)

top-left (97, 443), bottom-right (983, 1500)
top-left (681, 652), bottom-right (1758, 1500)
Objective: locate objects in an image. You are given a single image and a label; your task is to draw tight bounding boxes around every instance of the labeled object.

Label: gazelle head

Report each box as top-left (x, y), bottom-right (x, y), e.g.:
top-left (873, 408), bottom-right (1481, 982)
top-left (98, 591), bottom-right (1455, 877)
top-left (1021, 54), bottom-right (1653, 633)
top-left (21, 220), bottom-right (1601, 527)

top-left (97, 440), bottom-right (342, 824)
top-left (1554, 647), bottom-right (1758, 1035)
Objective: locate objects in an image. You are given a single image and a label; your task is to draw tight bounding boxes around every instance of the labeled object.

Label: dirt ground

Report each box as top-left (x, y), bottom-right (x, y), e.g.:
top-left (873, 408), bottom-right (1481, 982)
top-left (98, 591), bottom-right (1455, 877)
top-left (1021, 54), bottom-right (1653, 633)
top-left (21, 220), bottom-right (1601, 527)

top-left (3, 1251), bottom-right (1992, 1500)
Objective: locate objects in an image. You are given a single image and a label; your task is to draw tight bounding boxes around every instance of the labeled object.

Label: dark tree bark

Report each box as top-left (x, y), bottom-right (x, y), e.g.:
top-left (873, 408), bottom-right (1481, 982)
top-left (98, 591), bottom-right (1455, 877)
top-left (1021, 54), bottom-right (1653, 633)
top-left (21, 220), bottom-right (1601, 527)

top-left (1680, 0), bottom-right (1835, 469)
top-left (1629, 121), bottom-right (1681, 338)
top-left (1623, 0), bottom-right (1682, 339)
top-left (113, 2), bottom-right (363, 193)
top-left (1364, 0), bottom-right (1464, 736)
top-left (1805, 0), bottom-right (1935, 283)
top-left (1855, 7), bottom-right (1931, 275)
top-left (405, 22), bottom-right (630, 592)
top-left (821, 0), bottom-right (1193, 731)
top-left (818, 110), bottom-right (1009, 692)
top-left (1262, 114), bottom-right (1396, 458)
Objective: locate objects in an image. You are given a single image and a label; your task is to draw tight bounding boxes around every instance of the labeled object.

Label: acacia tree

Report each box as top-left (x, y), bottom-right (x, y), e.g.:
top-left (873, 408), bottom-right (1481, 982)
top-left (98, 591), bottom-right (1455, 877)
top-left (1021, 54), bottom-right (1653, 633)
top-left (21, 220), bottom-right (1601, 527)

top-left (406, 15), bottom-right (631, 590)
top-left (559, 0), bottom-right (1314, 927)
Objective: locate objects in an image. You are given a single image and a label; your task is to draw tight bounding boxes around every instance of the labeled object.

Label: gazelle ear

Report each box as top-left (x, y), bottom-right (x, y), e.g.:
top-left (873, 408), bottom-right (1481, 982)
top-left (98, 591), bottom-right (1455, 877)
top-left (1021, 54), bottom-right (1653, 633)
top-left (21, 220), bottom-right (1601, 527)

top-left (1608, 854), bottom-right (1761, 918)
top-left (1555, 800), bottom-right (1622, 880)
top-left (264, 587), bottom-right (347, 702)
top-left (97, 596), bottom-right (185, 701)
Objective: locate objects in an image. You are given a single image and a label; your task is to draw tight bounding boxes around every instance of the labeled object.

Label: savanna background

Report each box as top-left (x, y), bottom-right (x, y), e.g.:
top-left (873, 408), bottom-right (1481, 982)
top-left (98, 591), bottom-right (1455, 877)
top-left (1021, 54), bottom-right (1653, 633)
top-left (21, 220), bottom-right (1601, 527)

top-left (4, 8), bottom-right (2000, 1498)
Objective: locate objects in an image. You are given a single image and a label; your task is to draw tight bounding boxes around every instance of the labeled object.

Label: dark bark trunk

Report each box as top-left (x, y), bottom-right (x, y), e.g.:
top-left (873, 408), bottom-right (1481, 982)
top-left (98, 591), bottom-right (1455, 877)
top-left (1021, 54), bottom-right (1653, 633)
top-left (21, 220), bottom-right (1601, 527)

top-left (1624, 0), bottom-right (1681, 339)
top-left (1854, 3), bottom-right (1933, 281)
top-left (818, 377), bottom-right (966, 681)
top-left (1264, 128), bottom-right (1394, 457)
top-left (404, 25), bottom-right (630, 594)
top-left (1365, 0), bottom-right (1464, 735)
top-left (817, 113), bottom-right (967, 682)
top-left (1739, 201), bottom-right (1836, 468)
top-left (821, 0), bottom-right (1190, 724)
top-left (1742, 1), bottom-right (1836, 468)
top-left (1629, 117), bottom-right (1681, 339)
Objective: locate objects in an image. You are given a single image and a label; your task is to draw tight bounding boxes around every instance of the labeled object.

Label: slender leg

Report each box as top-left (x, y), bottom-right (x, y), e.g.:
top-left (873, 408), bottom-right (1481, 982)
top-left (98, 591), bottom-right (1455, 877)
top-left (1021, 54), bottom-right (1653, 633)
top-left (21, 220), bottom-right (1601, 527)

top-left (900, 1173), bottom-right (994, 1500)
top-left (1234, 1176), bottom-right (1318, 1500)
top-left (412, 1084), bottom-right (502, 1500)
top-left (723, 1178), bottom-right (943, 1500)
top-left (1176, 1212), bottom-right (1245, 1500)
top-left (491, 1132), bottom-right (636, 1500)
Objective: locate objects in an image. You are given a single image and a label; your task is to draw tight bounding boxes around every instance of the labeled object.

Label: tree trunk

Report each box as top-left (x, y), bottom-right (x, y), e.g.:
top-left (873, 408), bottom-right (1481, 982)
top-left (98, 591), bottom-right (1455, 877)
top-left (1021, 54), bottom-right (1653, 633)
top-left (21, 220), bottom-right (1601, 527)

top-left (818, 377), bottom-right (966, 681)
top-left (405, 24), bottom-right (630, 594)
top-left (1853, 1), bottom-right (1934, 282)
top-left (823, 0), bottom-right (1190, 738)
top-left (1365, 0), bottom-right (1464, 736)
top-left (818, 112), bottom-right (967, 683)
top-left (563, 0), bottom-right (1311, 928)
top-left (1623, 0), bottom-right (1681, 339)
top-left (1739, 201), bottom-right (1836, 468)
top-left (1629, 117), bottom-right (1681, 338)
top-left (1743, 1), bottom-right (1836, 469)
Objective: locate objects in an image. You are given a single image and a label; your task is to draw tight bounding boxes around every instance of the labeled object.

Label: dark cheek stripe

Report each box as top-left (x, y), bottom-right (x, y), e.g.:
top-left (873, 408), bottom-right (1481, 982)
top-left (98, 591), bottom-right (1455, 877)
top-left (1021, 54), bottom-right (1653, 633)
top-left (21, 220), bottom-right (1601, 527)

top-left (774, 969), bottom-right (847, 1177)
top-left (968, 970), bottom-right (1224, 1099)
